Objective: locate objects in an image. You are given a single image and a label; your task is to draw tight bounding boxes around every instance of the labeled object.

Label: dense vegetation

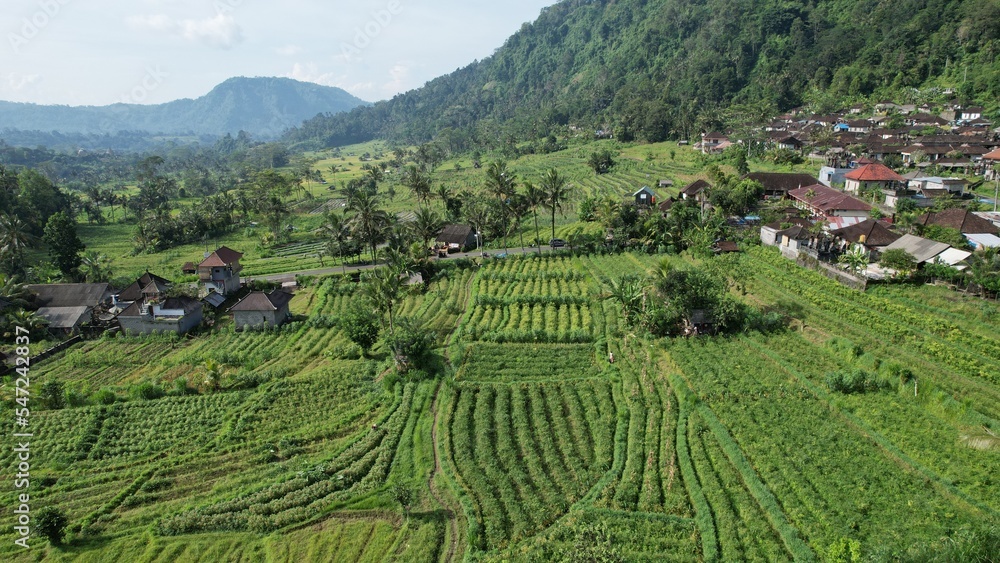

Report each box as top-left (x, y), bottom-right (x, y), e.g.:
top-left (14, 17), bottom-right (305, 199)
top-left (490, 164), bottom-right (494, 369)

top-left (286, 0), bottom-right (1000, 149)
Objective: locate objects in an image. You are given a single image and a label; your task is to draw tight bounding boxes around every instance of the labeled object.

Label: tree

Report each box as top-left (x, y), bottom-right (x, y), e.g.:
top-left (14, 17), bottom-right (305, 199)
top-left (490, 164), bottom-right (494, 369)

top-left (587, 149), bottom-right (617, 175)
top-left (43, 211), bottom-right (85, 279)
top-left (390, 483), bottom-right (414, 519)
top-left (412, 207), bottom-right (444, 249)
top-left (362, 264), bottom-right (405, 333)
top-left (41, 379), bottom-right (66, 410)
top-left (540, 168), bottom-right (570, 240)
top-left (604, 274), bottom-right (645, 326)
top-left (36, 506), bottom-right (68, 545)
top-left (524, 181), bottom-right (545, 252)
top-left (340, 297), bottom-right (383, 354)
top-left (879, 248), bottom-right (917, 279)
top-left (78, 251), bottom-right (114, 283)
top-left (383, 317), bottom-right (435, 373)
top-left (485, 160), bottom-right (518, 252)
top-left (347, 191), bottom-right (390, 263)
top-left (839, 246), bottom-right (870, 277)
top-left (319, 211), bottom-right (352, 274)
top-left (402, 165), bottom-right (432, 208)
top-left (0, 213), bottom-right (38, 276)
top-left (203, 359), bottom-right (222, 392)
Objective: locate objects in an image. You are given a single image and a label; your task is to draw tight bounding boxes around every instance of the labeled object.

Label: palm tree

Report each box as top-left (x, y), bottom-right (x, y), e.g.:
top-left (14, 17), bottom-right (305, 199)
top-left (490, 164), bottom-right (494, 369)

top-left (78, 251), bottom-right (114, 283)
top-left (485, 160), bottom-right (518, 252)
top-left (6, 309), bottom-right (48, 338)
top-left (362, 263), bottom-right (404, 333)
top-left (839, 246), bottom-right (870, 277)
top-left (539, 168), bottom-right (570, 241)
top-left (412, 207), bottom-right (444, 250)
top-left (347, 191), bottom-right (390, 264)
top-left (0, 274), bottom-right (30, 309)
top-left (203, 359), bottom-right (222, 392)
top-left (0, 213), bottom-right (38, 275)
top-left (435, 184), bottom-right (453, 217)
top-left (319, 211), bottom-right (352, 274)
top-left (402, 165), bottom-right (432, 208)
top-left (523, 181), bottom-right (545, 254)
top-left (604, 274), bottom-right (645, 326)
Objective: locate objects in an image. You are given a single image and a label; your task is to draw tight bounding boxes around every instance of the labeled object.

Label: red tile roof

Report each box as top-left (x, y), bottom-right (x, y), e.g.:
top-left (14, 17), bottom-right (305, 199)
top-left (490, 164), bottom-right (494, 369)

top-left (843, 163), bottom-right (906, 182)
top-left (199, 246), bottom-right (244, 268)
top-left (985, 148), bottom-right (1000, 161)
top-left (916, 209), bottom-right (1000, 234)
top-left (831, 219), bottom-right (901, 247)
top-left (789, 184), bottom-right (872, 214)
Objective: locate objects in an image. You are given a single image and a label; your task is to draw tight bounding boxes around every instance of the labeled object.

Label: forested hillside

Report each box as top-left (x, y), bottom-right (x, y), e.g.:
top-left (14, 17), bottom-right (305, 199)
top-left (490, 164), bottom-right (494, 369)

top-left (285, 0), bottom-right (1000, 149)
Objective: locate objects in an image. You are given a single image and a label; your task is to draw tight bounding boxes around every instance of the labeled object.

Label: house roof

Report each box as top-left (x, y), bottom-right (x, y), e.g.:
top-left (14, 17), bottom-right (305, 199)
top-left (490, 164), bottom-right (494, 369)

top-left (199, 246), bottom-right (243, 268)
top-left (117, 272), bottom-right (172, 302)
top-left (789, 184), bottom-right (872, 213)
top-left (744, 172), bottom-right (820, 194)
top-left (984, 148), bottom-right (1000, 161)
top-left (230, 290), bottom-right (294, 312)
top-left (884, 234), bottom-right (951, 264)
top-left (27, 283), bottom-right (111, 308)
top-left (436, 224), bottom-right (475, 245)
top-left (715, 241), bottom-right (740, 253)
top-left (142, 279), bottom-right (171, 295)
top-left (843, 163), bottom-right (906, 182)
top-left (633, 186), bottom-right (656, 197)
top-left (916, 208), bottom-right (1000, 234)
top-left (966, 233), bottom-right (1000, 249)
top-left (831, 219), bottom-right (901, 247)
top-left (681, 179), bottom-right (710, 196)
top-left (776, 225), bottom-right (811, 240)
top-left (36, 306), bottom-right (90, 329)
top-left (181, 262), bottom-right (197, 273)
top-left (161, 297), bottom-right (203, 314)
top-left (658, 198), bottom-right (676, 212)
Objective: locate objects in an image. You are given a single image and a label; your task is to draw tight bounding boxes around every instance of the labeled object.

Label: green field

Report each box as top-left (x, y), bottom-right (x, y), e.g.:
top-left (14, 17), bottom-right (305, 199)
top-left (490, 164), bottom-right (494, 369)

top-left (2, 248), bottom-right (999, 561)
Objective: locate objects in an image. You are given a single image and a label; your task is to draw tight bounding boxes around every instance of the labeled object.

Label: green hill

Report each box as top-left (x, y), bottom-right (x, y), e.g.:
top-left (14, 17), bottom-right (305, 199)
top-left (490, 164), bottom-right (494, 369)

top-left (285, 0), bottom-right (1000, 149)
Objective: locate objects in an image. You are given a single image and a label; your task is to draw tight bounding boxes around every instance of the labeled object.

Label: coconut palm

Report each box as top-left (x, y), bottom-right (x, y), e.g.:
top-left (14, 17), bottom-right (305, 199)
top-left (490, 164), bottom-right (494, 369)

top-left (0, 274), bottom-right (30, 309)
top-left (539, 168), bottom-right (570, 241)
top-left (604, 274), bottom-right (645, 326)
top-left (319, 210), bottom-right (352, 274)
top-left (347, 191), bottom-right (391, 264)
top-left (362, 263), bottom-right (405, 333)
top-left (523, 181), bottom-right (545, 253)
top-left (402, 165), bottom-right (432, 208)
top-left (0, 213), bottom-right (38, 274)
top-left (412, 206), bottom-right (444, 250)
top-left (78, 251), bottom-right (114, 283)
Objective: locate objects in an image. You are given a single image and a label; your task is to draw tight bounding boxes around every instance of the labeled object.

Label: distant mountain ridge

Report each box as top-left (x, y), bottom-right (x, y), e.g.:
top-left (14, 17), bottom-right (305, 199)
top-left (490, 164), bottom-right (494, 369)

top-left (0, 77), bottom-right (369, 139)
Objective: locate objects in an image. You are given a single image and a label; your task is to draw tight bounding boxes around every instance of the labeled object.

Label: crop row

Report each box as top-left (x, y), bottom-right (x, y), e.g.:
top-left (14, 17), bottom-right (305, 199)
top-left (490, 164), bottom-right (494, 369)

top-left (448, 381), bottom-right (615, 551)
top-left (462, 302), bottom-right (595, 343)
top-left (456, 343), bottom-right (598, 382)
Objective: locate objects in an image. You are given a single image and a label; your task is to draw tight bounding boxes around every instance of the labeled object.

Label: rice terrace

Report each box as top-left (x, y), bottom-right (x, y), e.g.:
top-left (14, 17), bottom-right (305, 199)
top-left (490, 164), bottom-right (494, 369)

top-left (2, 242), bottom-right (999, 561)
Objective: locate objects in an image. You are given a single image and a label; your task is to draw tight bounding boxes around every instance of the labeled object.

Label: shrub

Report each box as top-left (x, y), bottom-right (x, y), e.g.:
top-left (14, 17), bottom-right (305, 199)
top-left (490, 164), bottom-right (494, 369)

top-left (131, 382), bottom-right (166, 401)
top-left (826, 369), bottom-right (893, 394)
top-left (36, 506), bottom-right (68, 544)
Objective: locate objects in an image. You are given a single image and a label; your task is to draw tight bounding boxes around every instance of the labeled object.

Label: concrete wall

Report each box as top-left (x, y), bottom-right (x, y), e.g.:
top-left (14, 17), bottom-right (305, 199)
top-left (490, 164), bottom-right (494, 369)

top-left (234, 306), bottom-right (289, 331)
top-left (119, 309), bottom-right (202, 335)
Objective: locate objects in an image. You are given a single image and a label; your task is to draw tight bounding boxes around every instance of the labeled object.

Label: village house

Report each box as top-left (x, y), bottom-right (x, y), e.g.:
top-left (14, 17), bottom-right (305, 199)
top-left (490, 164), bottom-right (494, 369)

top-left (788, 184), bottom-right (872, 221)
top-left (198, 246), bottom-right (244, 296)
top-left (743, 172), bottom-right (819, 199)
top-left (230, 290), bottom-right (294, 331)
top-left (830, 218), bottom-right (901, 258)
top-left (113, 271), bottom-right (171, 310)
top-left (843, 162), bottom-right (907, 195)
top-left (117, 296), bottom-right (204, 335)
top-left (916, 208), bottom-right (1000, 236)
top-left (436, 224), bottom-right (477, 252)
top-left (680, 179), bottom-right (710, 203)
top-left (700, 132), bottom-right (729, 154)
top-left (26, 283), bottom-right (112, 335)
top-left (632, 186), bottom-right (658, 207)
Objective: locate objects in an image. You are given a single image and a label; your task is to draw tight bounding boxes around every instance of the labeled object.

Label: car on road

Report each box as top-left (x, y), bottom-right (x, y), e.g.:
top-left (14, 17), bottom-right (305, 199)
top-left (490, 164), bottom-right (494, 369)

top-left (549, 238), bottom-right (566, 248)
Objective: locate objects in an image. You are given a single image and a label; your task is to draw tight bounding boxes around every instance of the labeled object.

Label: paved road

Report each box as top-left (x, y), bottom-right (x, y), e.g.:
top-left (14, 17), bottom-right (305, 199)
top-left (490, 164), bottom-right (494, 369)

top-left (253, 245), bottom-right (558, 283)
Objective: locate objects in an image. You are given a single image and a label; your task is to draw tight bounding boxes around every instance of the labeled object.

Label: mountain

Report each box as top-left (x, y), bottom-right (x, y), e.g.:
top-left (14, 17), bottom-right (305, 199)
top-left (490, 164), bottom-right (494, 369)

top-left (0, 77), bottom-right (369, 139)
top-left (285, 0), bottom-right (1000, 150)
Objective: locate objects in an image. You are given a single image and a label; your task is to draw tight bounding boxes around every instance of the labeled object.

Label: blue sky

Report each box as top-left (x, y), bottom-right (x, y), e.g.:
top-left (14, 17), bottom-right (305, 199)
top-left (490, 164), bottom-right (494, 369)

top-left (2, 0), bottom-right (556, 106)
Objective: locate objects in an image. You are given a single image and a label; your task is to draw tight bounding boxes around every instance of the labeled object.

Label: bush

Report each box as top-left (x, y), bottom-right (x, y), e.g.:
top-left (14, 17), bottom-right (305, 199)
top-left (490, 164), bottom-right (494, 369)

top-left (36, 506), bottom-right (68, 544)
top-left (826, 368), bottom-right (893, 394)
top-left (131, 382), bottom-right (166, 401)
top-left (92, 388), bottom-right (117, 405)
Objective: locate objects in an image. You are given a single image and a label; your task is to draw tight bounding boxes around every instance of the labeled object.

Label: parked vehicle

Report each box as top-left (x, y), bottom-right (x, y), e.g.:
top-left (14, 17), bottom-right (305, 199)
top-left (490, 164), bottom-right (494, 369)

top-left (549, 238), bottom-right (566, 248)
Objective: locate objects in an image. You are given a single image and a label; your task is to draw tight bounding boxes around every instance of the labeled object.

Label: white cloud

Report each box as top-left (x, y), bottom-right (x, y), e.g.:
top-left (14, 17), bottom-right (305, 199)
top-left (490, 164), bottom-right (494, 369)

top-left (277, 44), bottom-right (302, 56)
top-left (284, 62), bottom-right (340, 87)
top-left (4, 73), bottom-right (42, 92)
top-left (128, 13), bottom-right (243, 49)
top-left (382, 63), bottom-right (410, 94)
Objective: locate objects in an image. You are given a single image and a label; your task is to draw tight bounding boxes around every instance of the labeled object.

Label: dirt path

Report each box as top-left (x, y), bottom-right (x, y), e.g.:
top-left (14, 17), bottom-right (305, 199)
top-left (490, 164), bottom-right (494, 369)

top-left (427, 268), bottom-right (476, 563)
top-left (427, 381), bottom-right (458, 563)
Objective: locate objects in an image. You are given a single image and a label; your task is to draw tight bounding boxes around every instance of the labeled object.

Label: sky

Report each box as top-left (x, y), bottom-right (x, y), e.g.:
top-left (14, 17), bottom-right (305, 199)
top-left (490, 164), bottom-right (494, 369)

top-left (2, 0), bottom-right (556, 106)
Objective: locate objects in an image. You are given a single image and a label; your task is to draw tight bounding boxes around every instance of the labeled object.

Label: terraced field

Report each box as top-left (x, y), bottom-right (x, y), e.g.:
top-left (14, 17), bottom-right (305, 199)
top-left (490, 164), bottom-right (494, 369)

top-left (3, 251), bottom-right (998, 561)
